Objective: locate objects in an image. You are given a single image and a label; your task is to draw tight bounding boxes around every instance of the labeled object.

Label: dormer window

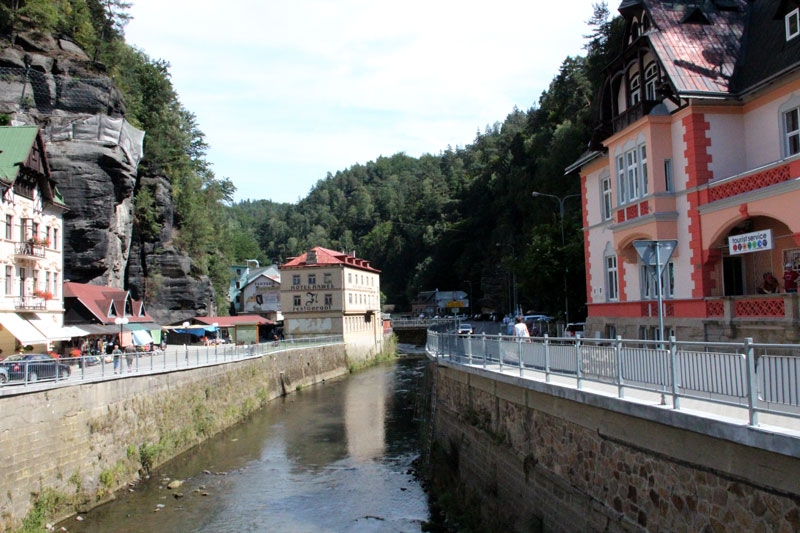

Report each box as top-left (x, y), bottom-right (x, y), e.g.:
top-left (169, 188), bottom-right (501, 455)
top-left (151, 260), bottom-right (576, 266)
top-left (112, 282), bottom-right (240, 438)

top-left (787, 8), bottom-right (799, 41)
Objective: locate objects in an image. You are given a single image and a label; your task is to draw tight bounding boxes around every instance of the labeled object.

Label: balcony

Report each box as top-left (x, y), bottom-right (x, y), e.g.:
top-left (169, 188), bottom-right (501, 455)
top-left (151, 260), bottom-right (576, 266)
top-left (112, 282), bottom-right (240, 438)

top-left (611, 100), bottom-right (661, 134)
top-left (15, 295), bottom-right (46, 311)
top-left (14, 241), bottom-right (45, 259)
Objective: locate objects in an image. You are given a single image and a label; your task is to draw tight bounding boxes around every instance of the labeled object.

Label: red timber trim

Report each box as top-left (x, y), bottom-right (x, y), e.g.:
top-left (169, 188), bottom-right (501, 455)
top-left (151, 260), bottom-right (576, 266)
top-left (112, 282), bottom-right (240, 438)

top-left (582, 173), bottom-right (593, 304)
top-left (588, 299), bottom-right (708, 319)
top-left (683, 113), bottom-right (712, 299)
top-left (618, 258), bottom-right (628, 302)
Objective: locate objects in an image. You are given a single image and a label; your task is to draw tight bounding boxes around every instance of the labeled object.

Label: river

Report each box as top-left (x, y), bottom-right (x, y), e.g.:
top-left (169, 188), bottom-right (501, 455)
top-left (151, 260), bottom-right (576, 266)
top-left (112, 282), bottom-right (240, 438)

top-left (59, 350), bottom-right (431, 533)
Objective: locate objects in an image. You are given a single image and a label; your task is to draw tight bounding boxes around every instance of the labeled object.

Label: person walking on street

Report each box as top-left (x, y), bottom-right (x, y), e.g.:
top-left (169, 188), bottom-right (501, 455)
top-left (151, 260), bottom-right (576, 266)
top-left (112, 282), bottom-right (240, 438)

top-left (513, 315), bottom-right (530, 339)
top-left (112, 344), bottom-right (122, 374)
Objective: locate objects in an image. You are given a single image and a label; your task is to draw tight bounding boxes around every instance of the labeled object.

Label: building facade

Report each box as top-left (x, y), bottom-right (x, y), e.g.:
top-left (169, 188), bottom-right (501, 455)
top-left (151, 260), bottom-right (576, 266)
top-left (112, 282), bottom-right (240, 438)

top-left (228, 260), bottom-right (282, 322)
top-left (0, 126), bottom-right (70, 355)
top-left (280, 247), bottom-right (383, 356)
top-left (571, 0), bottom-right (800, 342)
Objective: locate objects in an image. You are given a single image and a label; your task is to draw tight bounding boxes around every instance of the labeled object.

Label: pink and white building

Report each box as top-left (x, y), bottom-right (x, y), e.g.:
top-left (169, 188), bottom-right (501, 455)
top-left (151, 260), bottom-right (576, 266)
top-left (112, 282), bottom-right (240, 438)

top-left (569, 0), bottom-right (800, 342)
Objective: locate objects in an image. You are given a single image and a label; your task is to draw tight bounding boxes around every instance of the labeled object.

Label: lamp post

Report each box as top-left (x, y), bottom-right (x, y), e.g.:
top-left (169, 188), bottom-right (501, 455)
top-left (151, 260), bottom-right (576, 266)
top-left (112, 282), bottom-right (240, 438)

top-left (531, 191), bottom-right (581, 326)
top-left (182, 321), bottom-right (190, 364)
top-left (463, 280), bottom-right (473, 318)
top-left (114, 316), bottom-right (128, 346)
top-left (495, 243), bottom-right (517, 317)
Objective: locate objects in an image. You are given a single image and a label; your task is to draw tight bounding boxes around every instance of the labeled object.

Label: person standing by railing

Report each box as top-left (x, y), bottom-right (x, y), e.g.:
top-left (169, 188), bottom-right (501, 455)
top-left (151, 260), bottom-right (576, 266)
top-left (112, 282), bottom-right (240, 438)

top-left (513, 316), bottom-right (530, 340)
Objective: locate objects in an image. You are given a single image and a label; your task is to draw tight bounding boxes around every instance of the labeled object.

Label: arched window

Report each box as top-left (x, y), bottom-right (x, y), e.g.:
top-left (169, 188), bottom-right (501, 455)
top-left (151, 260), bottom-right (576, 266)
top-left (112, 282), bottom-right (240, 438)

top-left (644, 63), bottom-right (658, 101)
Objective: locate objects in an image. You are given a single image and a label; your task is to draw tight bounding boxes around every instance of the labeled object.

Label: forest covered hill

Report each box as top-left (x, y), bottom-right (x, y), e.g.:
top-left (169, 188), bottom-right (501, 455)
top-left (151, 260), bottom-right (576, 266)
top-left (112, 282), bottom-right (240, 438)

top-left (1, 0), bottom-right (623, 322)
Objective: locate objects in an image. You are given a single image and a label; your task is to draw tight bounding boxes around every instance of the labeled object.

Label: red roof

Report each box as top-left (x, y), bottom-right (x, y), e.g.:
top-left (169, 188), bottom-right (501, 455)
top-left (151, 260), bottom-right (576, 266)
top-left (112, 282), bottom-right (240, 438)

top-left (63, 282), bottom-right (155, 325)
top-left (281, 246), bottom-right (380, 273)
top-left (193, 315), bottom-right (273, 327)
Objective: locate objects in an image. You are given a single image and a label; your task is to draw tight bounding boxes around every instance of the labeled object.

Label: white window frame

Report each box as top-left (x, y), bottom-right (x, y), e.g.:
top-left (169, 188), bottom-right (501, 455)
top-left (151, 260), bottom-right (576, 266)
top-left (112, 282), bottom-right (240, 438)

top-left (601, 176), bottom-right (612, 221)
top-left (784, 106), bottom-right (800, 157)
top-left (616, 143), bottom-right (649, 205)
top-left (605, 254), bottom-right (619, 301)
top-left (292, 274), bottom-right (300, 286)
top-left (644, 63), bottom-right (657, 101)
top-left (630, 74), bottom-right (641, 106)
top-left (5, 266), bottom-right (12, 295)
top-left (640, 261), bottom-right (674, 300)
top-left (664, 159), bottom-right (673, 192)
top-left (308, 273), bottom-right (316, 285)
top-left (787, 8), bottom-right (799, 41)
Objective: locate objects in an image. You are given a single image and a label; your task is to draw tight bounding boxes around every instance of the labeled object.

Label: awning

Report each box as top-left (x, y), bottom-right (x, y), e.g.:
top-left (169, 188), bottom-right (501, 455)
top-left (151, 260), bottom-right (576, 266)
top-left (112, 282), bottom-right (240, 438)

top-left (126, 322), bottom-right (162, 331)
top-left (73, 324), bottom-right (124, 335)
top-left (0, 313), bottom-right (48, 345)
top-left (132, 330), bottom-right (154, 346)
top-left (31, 315), bottom-right (90, 341)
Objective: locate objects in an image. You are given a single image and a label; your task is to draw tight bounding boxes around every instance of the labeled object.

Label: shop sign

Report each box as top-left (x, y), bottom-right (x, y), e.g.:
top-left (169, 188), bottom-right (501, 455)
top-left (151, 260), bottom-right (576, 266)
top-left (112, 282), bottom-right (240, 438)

top-left (728, 229), bottom-right (772, 255)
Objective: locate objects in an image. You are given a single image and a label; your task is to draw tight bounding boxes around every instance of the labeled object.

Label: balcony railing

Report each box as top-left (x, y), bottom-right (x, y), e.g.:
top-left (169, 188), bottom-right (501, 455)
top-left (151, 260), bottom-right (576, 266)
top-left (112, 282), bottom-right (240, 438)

top-left (611, 100), bottom-right (661, 134)
top-left (14, 241), bottom-right (45, 258)
top-left (15, 295), bottom-right (46, 310)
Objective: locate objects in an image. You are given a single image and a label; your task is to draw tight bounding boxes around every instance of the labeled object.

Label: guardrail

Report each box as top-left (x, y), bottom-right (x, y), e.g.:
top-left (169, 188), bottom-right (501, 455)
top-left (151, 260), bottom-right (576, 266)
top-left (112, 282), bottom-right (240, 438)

top-left (0, 336), bottom-right (343, 391)
top-left (426, 330), bottom-right (800, 428)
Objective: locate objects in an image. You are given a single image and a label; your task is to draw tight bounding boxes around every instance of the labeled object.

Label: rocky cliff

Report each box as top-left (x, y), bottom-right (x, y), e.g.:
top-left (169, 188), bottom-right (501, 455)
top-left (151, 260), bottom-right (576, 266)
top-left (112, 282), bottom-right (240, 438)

top-left (0, 32), bottom-right (215, 325)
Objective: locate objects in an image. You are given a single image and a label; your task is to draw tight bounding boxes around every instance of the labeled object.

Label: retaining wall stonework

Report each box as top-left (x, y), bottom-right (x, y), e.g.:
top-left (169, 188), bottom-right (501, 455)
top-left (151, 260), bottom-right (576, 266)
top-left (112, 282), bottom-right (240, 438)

top-left (0, 344), bottom-right (351, 531)
top-left (430, 362), bottom-right (800, 532)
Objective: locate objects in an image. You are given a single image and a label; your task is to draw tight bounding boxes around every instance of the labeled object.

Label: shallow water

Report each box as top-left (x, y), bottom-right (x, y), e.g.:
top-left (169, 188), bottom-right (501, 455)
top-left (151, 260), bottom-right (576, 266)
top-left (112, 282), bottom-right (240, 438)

top-left (60, 354), bottom-right (430, 533)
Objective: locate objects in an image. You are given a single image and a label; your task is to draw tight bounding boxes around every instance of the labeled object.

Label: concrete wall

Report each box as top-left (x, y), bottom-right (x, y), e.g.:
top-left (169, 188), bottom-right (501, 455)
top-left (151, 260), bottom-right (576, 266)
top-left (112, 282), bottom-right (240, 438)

top-left (0, 344), bottom-right (350, 531)
top-left (429, 361), bottom-right (800, 532)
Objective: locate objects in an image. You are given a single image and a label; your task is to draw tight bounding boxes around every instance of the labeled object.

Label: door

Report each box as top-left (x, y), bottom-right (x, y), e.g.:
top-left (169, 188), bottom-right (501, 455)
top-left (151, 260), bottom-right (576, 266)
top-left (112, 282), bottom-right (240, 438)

top-left (723, 256), bottom-right (744, 296)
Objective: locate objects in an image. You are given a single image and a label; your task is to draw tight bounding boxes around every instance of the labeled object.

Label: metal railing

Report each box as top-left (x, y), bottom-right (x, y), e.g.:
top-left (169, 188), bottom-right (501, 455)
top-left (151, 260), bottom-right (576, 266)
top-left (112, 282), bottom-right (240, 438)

top-left (0, 336), bottom-right (343, 391)
top-left (426, 330), bottom-right (800, 428)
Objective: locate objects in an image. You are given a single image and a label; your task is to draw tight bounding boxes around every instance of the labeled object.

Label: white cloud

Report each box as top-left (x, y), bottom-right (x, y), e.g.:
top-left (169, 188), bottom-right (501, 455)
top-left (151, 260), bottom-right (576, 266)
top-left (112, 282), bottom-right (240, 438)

top-left (125, 0), bottom-right (596, 203)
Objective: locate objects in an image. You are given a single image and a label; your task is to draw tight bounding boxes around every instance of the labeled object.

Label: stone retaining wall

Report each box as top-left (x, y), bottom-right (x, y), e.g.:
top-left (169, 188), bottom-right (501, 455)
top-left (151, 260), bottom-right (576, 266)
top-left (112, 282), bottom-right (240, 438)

top-left (429, 362), bottom-right (800, 532)
top-left (0, 344), bottom-right (350, 531)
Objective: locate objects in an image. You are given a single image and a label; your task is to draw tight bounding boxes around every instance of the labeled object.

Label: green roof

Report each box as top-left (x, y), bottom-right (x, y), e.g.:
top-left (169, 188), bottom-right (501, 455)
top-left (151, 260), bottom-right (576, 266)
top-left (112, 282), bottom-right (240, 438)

top-left (0, 126), bottom-right (39, 183)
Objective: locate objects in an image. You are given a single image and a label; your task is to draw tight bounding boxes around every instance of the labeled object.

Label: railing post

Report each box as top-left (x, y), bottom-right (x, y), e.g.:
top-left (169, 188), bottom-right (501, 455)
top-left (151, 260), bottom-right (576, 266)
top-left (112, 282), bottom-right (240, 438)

top-left (518, 337), bottom-right (524, 376)
top-left (575, 336), bottom-right (583, 389)
top-left (498, 334), bottom-right (504, 372)
top-left (544, 334), bottom-right (551, 383)
top-left (615, 335), bottom-right (624, 399)
top-left (481, 333), bottom-right (486, 369)
top-left (745, 337), bottom-right (759, 426)
top-left (670, 336), bottom-right (680, 410)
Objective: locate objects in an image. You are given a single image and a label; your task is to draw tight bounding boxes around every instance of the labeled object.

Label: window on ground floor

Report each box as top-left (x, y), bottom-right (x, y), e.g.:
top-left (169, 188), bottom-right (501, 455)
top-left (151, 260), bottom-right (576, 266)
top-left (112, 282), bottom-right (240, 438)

top-left (640, 261), bottom-right (674, 299)
top-left (605, 254), bottom-right (619, 301)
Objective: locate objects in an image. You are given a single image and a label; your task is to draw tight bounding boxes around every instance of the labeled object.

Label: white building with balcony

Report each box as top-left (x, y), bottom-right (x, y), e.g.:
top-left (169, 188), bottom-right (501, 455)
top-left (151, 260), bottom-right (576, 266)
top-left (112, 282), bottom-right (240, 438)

top-left (0, 126), bottom-right (70, 355)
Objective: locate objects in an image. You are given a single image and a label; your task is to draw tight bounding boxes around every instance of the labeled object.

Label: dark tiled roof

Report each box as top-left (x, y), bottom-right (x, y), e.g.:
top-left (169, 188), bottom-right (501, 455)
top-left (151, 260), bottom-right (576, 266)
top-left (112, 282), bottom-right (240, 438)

top-left (732, 0), bottom-right (800, 93)
top-left (644, 0), bottom-right (748, 96)
top-left (638, 0), bottom-right (800, 97)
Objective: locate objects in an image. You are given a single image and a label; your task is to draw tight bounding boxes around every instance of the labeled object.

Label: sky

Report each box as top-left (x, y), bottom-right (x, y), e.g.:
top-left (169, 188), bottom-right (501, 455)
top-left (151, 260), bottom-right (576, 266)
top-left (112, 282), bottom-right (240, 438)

top-left (124, 1), bottom-right (598, 204)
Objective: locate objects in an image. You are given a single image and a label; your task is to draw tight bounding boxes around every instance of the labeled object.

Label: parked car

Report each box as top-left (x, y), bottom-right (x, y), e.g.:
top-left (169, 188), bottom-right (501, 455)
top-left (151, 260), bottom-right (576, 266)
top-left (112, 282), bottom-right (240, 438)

top-left (565, 322), bottom-right (586, 338)
top-left (457, 323), bottom-right (474, 335)
top-left (0, 353), bottom-right (71, 382)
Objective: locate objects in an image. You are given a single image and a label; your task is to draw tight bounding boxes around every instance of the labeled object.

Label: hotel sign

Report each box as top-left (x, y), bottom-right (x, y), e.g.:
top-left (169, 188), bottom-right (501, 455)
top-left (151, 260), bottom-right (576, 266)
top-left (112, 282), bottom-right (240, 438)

top-left (728, 229), bottom-right (772, 255)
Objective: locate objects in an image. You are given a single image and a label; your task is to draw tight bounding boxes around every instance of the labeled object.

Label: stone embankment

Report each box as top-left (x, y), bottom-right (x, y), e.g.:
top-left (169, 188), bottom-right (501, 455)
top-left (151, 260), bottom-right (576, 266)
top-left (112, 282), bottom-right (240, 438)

top-left (0, 343), bottom-right (354, 530)
top-left (427, 362), bottom-right (800, 532)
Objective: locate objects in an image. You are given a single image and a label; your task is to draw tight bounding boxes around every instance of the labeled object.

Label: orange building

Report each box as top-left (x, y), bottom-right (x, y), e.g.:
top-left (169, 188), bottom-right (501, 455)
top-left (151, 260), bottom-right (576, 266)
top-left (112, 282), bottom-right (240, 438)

top-left (568, 0), bottom-right (800, 342)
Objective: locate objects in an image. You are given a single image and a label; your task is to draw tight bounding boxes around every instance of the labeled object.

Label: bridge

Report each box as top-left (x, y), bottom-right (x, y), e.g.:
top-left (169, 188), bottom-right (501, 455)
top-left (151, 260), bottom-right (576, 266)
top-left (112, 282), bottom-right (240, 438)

top-left (424, 327), bottom-right (800, 531)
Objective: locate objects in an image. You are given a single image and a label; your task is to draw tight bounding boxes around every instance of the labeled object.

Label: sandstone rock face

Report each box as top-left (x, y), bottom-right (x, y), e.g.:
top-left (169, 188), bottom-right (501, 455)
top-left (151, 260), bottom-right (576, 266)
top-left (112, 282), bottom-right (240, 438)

top-left (0, 33), bottom-right (216, 324)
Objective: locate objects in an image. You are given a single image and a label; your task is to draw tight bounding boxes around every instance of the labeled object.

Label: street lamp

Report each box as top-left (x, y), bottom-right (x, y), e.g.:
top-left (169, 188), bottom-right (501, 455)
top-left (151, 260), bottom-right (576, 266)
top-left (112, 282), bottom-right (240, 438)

top-left (114, 316), bottom-right (128, 346)
top-left (463, 280), bottom-right (473, 318)
top-left (531, 191), bottom-right (581, 326)
top-left (495, 243), bottom-right (518, 316)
